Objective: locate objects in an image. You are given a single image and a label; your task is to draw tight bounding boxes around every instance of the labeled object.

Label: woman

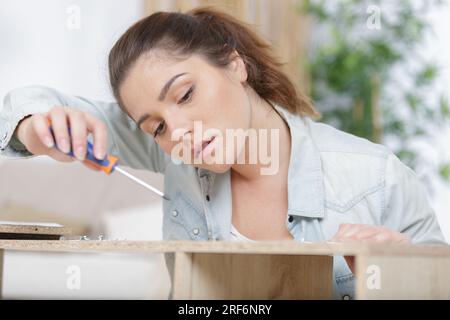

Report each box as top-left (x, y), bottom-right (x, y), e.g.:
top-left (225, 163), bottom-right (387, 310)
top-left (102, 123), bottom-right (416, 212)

top-left (0, 8), bottom-right (446, 299)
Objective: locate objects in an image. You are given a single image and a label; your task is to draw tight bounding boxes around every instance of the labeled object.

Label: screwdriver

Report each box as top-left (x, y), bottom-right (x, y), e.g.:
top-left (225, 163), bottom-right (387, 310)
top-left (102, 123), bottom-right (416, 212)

top-left (48, 125), bottom-right (170, 201)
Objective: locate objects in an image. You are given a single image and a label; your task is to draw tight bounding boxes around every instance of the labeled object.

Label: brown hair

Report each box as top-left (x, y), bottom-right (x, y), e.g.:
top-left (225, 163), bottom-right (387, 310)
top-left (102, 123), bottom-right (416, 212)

top-left (108, 7), bottom-right (319, 119)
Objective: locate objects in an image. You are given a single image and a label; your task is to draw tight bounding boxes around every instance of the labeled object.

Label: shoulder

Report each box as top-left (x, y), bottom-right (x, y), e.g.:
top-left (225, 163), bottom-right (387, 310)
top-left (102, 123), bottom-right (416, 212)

top-left (304, 118), bottom-right (389, 157)
top-left (302, 118), bottom-right (392, 209)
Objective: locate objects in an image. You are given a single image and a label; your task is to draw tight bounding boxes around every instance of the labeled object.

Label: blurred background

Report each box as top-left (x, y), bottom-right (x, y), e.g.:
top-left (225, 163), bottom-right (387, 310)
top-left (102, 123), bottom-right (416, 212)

top-left (0, 0), bottom-right (449, 299)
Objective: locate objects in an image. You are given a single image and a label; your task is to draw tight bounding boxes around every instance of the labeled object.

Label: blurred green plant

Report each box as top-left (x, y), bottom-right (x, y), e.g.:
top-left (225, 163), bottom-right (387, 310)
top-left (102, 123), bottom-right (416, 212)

top-left (300, 0), bottom-right (450, 181)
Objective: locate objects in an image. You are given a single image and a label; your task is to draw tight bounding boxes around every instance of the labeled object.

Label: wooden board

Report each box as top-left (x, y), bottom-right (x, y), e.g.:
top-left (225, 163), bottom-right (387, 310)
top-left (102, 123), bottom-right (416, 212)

top-left (0, 249), bottom-right (3, 298)
top-left (0, 239), bottom-right (362, 254)
top-left (0, 240), bottom-right (449, 299)
top-left (185, 253), bottom-right (333, 299)
top-left (0, 223), bottom-right (77, 240)
top-left (0, 240), bottom-right (448, 256)
top-left (0, 223), bottom-right (75, 236)
top-left (355, 253), bottom-right (450, 299)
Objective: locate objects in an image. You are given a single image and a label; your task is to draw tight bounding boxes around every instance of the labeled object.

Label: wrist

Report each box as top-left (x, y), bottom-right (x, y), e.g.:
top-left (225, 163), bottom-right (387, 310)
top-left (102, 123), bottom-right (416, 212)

top-left (15, 115), bottom-right (32, 145)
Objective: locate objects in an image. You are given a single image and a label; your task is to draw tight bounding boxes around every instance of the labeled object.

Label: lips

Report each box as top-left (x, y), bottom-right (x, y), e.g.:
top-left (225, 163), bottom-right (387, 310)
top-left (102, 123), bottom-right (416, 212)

top-left (193, 136), bottom-right (215, 158)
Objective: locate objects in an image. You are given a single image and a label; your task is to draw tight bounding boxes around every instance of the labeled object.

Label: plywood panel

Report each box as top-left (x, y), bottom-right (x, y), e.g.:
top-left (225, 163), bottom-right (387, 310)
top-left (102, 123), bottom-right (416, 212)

top-left (188, 253), bottom-right (332, 299)
top-left (1, 240), bottom-right (449, 256)
top-left (0, 223), bottom-right (76, 236)
top-left (172, 252), bottom-right (193, 299)
top-left (0, 249), bottom-right (3, 299)
top-left (355, 254), bottom-right (450, 299)
top-left (1, 240), bottom-right (450, 299)
top-left (0, 239), bottom-right (367, 255)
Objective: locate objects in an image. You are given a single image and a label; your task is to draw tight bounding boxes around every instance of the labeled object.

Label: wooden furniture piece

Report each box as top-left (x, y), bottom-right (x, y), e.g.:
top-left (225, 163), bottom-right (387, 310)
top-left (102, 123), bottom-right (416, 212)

top-left (0, 240), bottom-right (449, 299)
top-left (0, 223), bottom-right (76, 240)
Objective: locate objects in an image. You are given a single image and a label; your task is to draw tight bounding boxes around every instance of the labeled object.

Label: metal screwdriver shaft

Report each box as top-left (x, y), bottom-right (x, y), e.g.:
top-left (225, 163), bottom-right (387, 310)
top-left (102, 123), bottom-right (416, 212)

top-left (48, 124), bottom-right (170, 202)
top-left (114, 166), bottom-right (170, 201)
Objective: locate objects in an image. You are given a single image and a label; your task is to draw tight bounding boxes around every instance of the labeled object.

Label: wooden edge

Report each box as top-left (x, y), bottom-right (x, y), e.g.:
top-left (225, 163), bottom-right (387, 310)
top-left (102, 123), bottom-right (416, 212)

top-left (172, 252), bottom-right (193, 299)
top-left (0, 224), bottom-right (77, 236)
top-left (352, 244), bottom-right (450, 300)
top-left (0, 240), bottom-right (447, 256)
top-left (0, 240), bottom-right (366, 255)
top-left (0, 249), bottom-right (3, 299)
top-left (363, 243), bottom-right (450, 256)
top-left (354, 254), bottom-right (368, 300)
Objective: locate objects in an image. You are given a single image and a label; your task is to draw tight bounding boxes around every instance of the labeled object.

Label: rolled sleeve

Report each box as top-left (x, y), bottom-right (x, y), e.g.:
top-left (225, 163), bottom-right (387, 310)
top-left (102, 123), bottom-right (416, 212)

top-left (1, 95), bottom-right (57, 157)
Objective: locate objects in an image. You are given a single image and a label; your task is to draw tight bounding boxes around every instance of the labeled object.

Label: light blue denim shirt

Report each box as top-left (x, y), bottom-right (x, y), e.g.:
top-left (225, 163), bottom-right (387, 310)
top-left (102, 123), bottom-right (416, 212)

top-left (1, 86), bottom-right (447, 299)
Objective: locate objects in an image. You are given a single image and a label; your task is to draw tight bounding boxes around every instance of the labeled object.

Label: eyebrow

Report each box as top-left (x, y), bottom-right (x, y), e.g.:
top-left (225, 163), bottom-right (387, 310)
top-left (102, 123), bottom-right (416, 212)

top-left (136, 72), bottom-right (188, 128)
top-left (159, 72), bottom-right (188, 101)
top-left (137, 114), bottom-right (151, 128)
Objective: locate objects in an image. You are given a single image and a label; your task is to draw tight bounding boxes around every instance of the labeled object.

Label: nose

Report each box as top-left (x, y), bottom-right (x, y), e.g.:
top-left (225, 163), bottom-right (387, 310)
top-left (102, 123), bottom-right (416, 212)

top-left (163, 112), bottom-right (193, 144)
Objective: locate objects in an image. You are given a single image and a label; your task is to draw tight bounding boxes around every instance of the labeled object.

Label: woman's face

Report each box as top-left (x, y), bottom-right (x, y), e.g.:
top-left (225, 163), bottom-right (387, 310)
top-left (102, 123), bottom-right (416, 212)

top-left (120, 51), bottom-right (251, 173)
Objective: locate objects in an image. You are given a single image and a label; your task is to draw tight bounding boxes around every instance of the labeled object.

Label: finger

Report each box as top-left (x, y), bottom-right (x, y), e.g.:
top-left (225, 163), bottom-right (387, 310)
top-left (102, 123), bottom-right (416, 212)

top-left (332, 224), bottom-right (353, 240)
top-left (47, 148), bottom-right (76, 162)
top-left (343, 224), bottom-right (376, 239)
top-left (334, 223), bottom-right (359, 241)
top-left (350, 226), bottom-right (383, 241)
top-left (358, 232), bottom-right (386, 243)
top-left (340, 225), bottom-right (363, 239)
top-left (373, 231), bottom-right (394, 243)
top-left (84, 112), bottom-right (108, 160)
top-left (67, 110), bottom-right (87, 161)
top-left (49, 106), bottom-right (71, 154)
top-left (32, 113), bottom-right (55, 148)
top-left (334, 224), bottom-right (370, 242)
top-left (379, 231), bottom-right (411, 244)
top-left (356, 226), bottom-right (408, 244)
top-left (398, 234), bottom-right (412, 244)
top-left (380, 228), bottom-right (410, 243)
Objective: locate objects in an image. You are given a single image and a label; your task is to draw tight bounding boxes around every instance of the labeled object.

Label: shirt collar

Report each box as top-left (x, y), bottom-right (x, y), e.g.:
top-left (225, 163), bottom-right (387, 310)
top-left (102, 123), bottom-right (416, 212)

top-left (197, 103), bottom-right (325, 219)
top-left (272, 104), bottom-right (325, 218)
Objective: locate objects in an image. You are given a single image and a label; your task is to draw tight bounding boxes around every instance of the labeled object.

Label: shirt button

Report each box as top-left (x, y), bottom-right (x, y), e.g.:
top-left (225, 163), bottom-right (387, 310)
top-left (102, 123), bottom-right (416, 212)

top-left (171, 209), bottom-right (179, 217)
top-left (206, 195), bottom-right (210, 201)
top-left (193, 228), bottom-right (200, 235)
top-left (342, 295), bottom-right (351, 300)
top-left (288, 216), bottom-right (294, 223)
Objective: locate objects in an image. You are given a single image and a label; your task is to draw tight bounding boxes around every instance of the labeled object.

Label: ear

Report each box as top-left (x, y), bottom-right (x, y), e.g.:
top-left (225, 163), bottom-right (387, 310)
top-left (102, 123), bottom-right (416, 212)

top-left (228, 50), bottom-right (248, 84)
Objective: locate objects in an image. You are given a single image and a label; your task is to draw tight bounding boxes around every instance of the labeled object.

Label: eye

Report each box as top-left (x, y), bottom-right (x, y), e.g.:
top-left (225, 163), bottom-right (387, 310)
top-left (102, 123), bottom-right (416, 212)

top-left (178, 85), bottom-right (194, 104)
top-left (153, 121), bottom-right (165, 138)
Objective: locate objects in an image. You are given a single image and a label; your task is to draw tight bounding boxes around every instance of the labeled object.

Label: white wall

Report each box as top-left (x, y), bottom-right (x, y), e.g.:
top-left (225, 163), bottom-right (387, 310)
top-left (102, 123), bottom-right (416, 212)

top-left (0, 0), bottom-right (173, 299)
top-left (0, 0), bottom-right (144, 101)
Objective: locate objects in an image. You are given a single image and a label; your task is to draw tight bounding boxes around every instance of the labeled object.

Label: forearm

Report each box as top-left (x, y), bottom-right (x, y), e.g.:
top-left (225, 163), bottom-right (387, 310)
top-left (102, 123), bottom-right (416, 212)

top-left (0, 85), bottom-right (169, 172)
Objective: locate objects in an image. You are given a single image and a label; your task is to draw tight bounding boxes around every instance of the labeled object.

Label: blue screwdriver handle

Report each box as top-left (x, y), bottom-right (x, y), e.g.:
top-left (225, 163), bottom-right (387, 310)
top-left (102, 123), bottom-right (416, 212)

top-left (49, 125), bottom-right (119, 174)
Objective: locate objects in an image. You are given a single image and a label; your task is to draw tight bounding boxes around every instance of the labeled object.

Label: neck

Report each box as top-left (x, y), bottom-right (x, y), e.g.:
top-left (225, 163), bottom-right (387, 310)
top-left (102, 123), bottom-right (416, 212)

top-left (230, 88), bottom-right (291, 182)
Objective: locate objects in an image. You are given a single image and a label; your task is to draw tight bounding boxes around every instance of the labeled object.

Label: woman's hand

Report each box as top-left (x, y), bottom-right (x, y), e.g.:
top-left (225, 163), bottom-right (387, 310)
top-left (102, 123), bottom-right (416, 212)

top-left (15, 106), bottom-right (109, 171)
top-left (330, 224), bottom-right (411, 273)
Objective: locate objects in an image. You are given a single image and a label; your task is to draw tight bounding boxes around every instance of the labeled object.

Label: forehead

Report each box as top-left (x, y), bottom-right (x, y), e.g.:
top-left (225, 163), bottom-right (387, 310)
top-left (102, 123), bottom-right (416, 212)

top-left (121, 52), bottom-right (209, 98)
top-left (119, 51), bottom-right (215, 118)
